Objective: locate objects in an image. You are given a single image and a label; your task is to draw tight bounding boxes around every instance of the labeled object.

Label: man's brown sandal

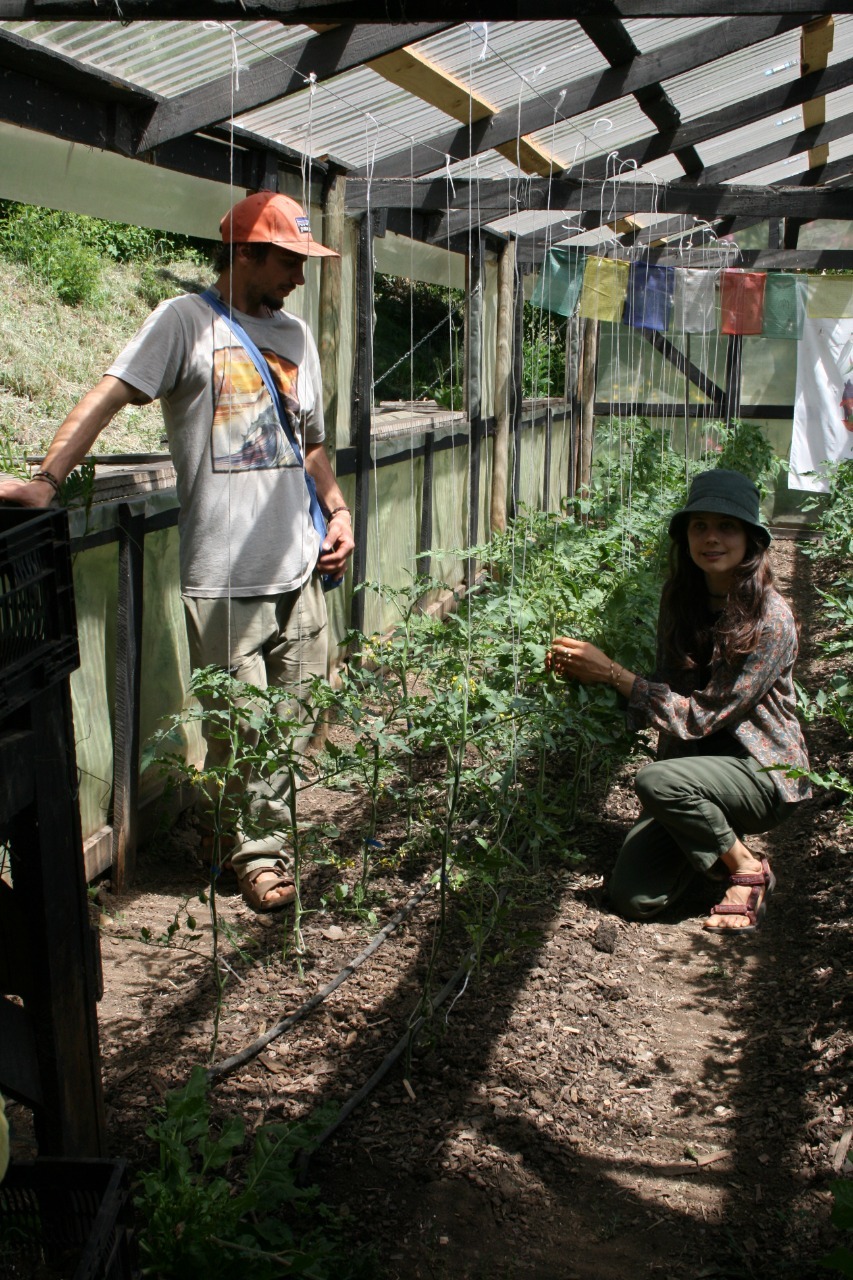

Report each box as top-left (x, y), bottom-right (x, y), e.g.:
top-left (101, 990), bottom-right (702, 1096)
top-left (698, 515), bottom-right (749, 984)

top-left (239, 860), bottom-right (297, 914)
top-left (703, 857), bottom-right (776, 934)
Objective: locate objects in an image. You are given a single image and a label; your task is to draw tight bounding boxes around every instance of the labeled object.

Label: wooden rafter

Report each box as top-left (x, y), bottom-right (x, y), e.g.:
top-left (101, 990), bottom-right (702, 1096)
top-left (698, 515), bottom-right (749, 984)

top-left (801, 15), bottom-right (834, 169)
top-left (0, 2), bottom-right (840, 18)
top-left (135, 23), bottom-right (455, 153)
top-left (367, 14), bottom-right (811, 179)
top-left (685, 108), bottom-right (853, 185)
top-left (309, 23), bottom-right (562, 177)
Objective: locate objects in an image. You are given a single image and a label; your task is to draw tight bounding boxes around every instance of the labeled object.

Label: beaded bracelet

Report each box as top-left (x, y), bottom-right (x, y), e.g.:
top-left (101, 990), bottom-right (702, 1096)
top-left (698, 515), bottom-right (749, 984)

top-left (609, 661), bottom-right (624, 689)
top-left (327, 505), bottom-right (351, 520)
top-left (33, 469), bottom-right (61, 495)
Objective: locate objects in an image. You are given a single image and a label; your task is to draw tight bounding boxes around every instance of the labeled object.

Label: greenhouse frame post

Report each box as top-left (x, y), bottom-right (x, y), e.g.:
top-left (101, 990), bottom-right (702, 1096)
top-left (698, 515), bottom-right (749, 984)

top-left (465, 233), bottom-right (484, 585)
top-left (490, 236), bottom-right (516, 534)
top-left (509, 267), bottom-right (524, 522)
top-left (111, 503), bottom-right (145, 891)
top-left (319, 169), bottom-right (346, 467)
top-left (350, 211), bottom-right (377, 637)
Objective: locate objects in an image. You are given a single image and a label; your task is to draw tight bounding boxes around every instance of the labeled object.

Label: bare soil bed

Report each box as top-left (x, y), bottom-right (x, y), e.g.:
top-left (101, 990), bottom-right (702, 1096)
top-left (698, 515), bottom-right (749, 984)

top-left (9, 536), bottom-right (851, 1279)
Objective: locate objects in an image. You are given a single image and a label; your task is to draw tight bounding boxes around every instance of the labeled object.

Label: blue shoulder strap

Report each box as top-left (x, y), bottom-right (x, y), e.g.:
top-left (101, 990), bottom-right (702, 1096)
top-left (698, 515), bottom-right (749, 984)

top-left (200, 288), bottom-right (304, 467)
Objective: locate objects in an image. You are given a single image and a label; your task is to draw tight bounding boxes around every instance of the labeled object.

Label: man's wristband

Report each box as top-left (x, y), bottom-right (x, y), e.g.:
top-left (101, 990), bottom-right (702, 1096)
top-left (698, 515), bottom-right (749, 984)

top-left (32, 470), bottom-right (61, 496)
top-left (327, 505), bottom-right (351, 521)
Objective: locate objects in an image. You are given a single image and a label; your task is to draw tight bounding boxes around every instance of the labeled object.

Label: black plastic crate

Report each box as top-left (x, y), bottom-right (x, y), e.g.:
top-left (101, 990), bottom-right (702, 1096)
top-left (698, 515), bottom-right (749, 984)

top-left (0, 506), bottom-right (79, 720)
top-left (0, 1158), bottom-right (134, 1280)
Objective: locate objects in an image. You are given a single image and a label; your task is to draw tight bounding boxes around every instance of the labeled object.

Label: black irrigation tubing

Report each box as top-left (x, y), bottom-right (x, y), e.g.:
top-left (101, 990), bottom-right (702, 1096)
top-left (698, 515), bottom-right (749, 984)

top-left (204, 874), bottom-right (437, 1084)
top-left (298, 885), bottom-right (510, 1173)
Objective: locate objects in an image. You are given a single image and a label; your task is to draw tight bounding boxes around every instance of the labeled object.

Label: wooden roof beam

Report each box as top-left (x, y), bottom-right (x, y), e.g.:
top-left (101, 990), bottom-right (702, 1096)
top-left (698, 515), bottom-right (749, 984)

top-left (0, 3), bottom-right (840, 18)
top-left (365, 14), bottom-right (811, 179)
top-left (135, 24), bottom-right (454, 153)
top-left (309, 24), bottom-right (565, 177)
top-left (685, 108), bottom-right (853, 186)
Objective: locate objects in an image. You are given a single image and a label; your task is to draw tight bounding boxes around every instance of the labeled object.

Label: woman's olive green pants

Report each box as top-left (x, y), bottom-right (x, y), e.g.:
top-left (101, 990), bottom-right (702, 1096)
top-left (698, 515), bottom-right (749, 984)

top-left (608, 755), bottom-right (793, 921)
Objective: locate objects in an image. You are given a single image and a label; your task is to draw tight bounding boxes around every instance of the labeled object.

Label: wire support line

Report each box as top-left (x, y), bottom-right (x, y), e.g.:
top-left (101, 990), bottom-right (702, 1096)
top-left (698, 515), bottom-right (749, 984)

top-left (204, 872), bottom-right (437, 1083)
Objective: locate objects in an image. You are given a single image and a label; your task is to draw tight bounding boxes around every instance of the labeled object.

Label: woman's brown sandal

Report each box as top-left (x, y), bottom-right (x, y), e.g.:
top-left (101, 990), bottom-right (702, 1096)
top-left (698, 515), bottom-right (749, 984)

top-left (239, 860), bottom-right (297, 914)
top-left (703, 857), bottom-right (776, 934)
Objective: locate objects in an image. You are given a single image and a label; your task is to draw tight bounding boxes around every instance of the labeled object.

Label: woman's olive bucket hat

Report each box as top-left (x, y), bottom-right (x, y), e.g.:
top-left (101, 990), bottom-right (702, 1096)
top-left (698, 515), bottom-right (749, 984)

top-left (668, 469), bottom-right (771, 547)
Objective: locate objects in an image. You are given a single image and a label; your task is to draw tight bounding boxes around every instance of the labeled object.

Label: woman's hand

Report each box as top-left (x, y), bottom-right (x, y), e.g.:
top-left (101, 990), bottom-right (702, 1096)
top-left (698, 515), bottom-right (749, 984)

top-left (547, 636), bottom-right (614, 685)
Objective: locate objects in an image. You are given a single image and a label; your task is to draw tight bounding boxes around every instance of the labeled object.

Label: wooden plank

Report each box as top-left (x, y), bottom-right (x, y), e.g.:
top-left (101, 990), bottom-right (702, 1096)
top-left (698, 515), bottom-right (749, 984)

top-left (690, 109), bottom-right (853, 186)
top-left (7, 683), bottom-right (105, 1156)
top-left (353, 172), bottom-right (853, 225)
top-left (509, 270), bottom-right (525, 521)
top-left (594, 402), bottom-right (794, 418)
top-left (83, 825), bottom-right (115, 883)
top-left (643, 331), bottom-right (725, 411)
top-left (0, 2), bottom-right (839, 15)
top-left (367, 14), bottom-right (812, 178)
top-left (136, 23), bottom-right (454, 152)
top-left (801, 16), bottom-right (834, 168)
top-left (490, 238), bottom-right (516, 535)
top-left (318, 171), bottom-right (346, 467)
top-left (110, 504), bottom-right (145, 893)
top-left (466, 237), bottom-right (485, 584)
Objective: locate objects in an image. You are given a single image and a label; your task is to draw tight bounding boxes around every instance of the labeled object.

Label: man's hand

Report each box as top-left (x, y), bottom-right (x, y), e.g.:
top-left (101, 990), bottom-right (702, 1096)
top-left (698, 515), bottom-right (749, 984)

top-left (0, 476), bottom-right (56, 509)
top-left (316, 509), bottom-right (354, 579)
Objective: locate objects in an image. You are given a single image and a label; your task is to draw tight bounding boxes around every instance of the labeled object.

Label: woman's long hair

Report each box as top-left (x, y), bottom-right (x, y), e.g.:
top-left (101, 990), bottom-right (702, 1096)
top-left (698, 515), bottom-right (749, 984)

top-left (659, 526), bottom-right (774, 672)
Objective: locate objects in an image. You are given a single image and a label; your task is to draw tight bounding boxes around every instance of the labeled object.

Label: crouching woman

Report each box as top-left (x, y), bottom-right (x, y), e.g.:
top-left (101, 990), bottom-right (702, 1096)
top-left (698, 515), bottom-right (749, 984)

top-left (547, 470), bottom-right (811, 932)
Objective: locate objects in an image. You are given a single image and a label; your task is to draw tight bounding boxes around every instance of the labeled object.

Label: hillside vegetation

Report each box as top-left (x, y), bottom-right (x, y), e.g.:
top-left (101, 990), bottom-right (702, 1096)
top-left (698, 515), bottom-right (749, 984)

top-left (0, 200), bottom-right (213, 467)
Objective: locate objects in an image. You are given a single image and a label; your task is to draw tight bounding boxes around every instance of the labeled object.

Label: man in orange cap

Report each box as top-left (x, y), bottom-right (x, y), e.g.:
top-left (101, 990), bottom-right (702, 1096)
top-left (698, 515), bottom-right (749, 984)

top-left (0, 191), bottom-right (354, 913)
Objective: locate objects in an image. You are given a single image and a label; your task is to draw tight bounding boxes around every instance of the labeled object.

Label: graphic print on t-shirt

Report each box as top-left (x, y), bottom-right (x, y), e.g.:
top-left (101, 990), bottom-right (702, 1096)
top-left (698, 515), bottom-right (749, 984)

top-left (211, 346), bottom-right (303, 471)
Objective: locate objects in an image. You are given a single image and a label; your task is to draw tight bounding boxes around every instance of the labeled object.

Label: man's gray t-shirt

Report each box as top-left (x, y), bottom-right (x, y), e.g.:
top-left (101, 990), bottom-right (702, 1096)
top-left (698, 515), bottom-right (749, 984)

top-left (108, 292), bottom-right (323, 597)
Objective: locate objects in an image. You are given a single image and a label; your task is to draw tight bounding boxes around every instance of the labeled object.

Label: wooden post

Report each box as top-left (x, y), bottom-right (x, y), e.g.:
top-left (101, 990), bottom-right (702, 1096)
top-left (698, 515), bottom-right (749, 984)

top-left (111, 502), bottom-right (145, 892)
top-left (565, 313), bottom-right (581, 500)
top-left (490, 237), bottom-right (516, 535)
top-left (318, 171), bottom-right (346, 466)
top-left (465, 234), bottom-right (484, 585)
top-left (350, 212), bottom-right (376, 636)
top-left (509, 267), bottom-right (524, 522)
top-left (578, 317), bottom-right (598, 497)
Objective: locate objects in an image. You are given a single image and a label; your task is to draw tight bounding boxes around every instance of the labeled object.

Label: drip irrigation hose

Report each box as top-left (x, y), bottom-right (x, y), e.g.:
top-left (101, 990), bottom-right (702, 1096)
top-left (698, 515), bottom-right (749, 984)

top-left (205, 875), bottom-right (436, 1083)
top-left (298, 885), bottom-right (510, 1177)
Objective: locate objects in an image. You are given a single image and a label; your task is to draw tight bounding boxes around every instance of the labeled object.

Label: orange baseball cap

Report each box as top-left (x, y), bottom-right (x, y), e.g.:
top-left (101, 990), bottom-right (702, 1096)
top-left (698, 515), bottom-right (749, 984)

top-left (220, 191), bottom-right (339, 258)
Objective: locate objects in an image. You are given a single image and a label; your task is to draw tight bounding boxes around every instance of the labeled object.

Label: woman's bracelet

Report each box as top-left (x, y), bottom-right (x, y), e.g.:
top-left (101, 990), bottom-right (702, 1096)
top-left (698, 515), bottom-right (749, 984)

top-left (326, 505), bottom-right (351, 521)
top-left (609, 661), bottom-right (624, 689)
top-left (32, 469), bottom-right (61, 495)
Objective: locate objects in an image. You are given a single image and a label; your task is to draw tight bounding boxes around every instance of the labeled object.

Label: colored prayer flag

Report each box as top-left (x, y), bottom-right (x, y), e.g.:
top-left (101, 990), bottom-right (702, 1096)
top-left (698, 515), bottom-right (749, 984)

top-left (622, 263), bottom-right (675, 332)
top-left (761, 273), bottom-right (807, 341)
top-left (790, 317), bottom-right (853, 491)
top-left (720, 270), bottom-right (766, 335)
top-left (530, 248), bottom-right (585, 318)
top-left (670, 269), bottom-right (718, 334)
top-left (578, 257), bottom-right (629, 323)
top-left (806, 276), bottom-right (853, 319)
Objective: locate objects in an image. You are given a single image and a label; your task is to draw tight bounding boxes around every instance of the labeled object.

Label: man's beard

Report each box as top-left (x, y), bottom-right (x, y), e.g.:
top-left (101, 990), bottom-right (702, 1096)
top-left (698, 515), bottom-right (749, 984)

top-left (261, 294), bottom-right (285, 312)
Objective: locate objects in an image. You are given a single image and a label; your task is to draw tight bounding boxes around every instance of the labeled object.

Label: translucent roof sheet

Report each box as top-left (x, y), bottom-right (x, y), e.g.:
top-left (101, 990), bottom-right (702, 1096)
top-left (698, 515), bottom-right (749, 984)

top-left (2, 13), bottom-right (852, 248)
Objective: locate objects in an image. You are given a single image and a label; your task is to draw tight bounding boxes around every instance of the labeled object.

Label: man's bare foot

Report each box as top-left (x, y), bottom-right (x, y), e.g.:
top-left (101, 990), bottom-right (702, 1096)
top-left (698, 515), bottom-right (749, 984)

top-left (703, 852), bottom-right (775, 933)
top-left (240, 862), bottom-right (296, 914)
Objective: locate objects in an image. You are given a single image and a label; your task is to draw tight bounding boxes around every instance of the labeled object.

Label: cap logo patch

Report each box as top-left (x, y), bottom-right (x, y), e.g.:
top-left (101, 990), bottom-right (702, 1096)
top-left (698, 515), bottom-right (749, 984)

top-left (295, 216), bottom-right (310, 235)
